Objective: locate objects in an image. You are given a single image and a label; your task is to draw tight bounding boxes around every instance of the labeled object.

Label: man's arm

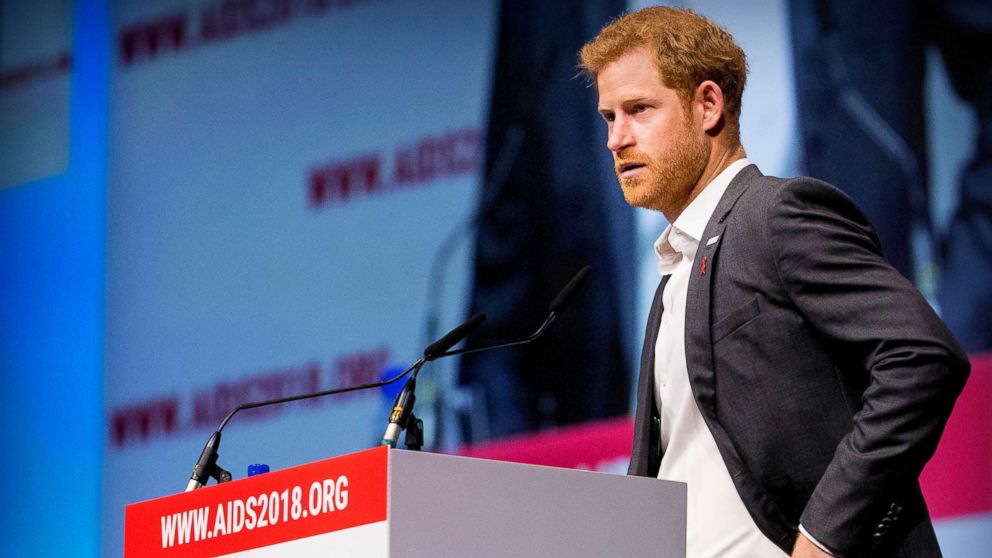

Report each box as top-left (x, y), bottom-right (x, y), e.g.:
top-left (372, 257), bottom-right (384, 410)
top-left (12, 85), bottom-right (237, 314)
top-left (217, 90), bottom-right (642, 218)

top-left (794, 531), bottom-right (832, 558)
top-left (766, 179), bottom-right (970, 554)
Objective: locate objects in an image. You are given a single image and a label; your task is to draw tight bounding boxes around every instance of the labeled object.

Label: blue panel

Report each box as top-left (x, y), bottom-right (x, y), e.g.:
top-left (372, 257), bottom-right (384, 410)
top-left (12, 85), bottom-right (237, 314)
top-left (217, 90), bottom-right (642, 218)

top-left (0, 1), bottom-right (107, 556)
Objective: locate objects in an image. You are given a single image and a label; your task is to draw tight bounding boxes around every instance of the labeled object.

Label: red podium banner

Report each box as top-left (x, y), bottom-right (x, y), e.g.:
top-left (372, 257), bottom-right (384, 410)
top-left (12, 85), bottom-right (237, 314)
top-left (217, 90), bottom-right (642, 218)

top-left (125, 446), bottom-right (388, 557)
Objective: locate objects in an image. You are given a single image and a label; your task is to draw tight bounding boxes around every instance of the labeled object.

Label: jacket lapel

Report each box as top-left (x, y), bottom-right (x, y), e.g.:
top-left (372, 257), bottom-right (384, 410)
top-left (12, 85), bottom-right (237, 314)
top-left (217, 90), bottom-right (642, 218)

top-left (628, 274), bottom-right (668, 476)
top-left (684, 164), bottom-right (758, 422)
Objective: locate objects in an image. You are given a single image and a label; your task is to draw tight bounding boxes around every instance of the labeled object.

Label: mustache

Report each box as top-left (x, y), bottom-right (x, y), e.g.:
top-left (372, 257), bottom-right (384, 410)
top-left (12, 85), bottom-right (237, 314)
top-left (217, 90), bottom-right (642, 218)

top-left (614, 150), bottom-right (652, 174)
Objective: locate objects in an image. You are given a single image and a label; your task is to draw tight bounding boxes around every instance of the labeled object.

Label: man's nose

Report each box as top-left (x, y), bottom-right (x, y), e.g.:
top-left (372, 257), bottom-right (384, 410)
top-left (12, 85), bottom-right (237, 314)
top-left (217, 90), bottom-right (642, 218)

top-left (607, 117), bottom-right (634, 152)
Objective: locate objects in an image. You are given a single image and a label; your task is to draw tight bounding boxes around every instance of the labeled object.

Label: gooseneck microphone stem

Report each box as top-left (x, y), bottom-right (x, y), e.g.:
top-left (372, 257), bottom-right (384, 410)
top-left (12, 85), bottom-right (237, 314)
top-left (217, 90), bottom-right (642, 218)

top-left (437, 265), bottom-right (591, 359)
top-left (215, 357), bottom-right (426, 434)
top-left (211, 312), bottom-right (484, 434)
top-left (434, 312), bottom-right (557, 358)
top-left (183, 360), bottom-right (423, 493)
top-left (181, 265), bottom-right (591, 491)
top-left (184, 313), bottom-right (486, 492)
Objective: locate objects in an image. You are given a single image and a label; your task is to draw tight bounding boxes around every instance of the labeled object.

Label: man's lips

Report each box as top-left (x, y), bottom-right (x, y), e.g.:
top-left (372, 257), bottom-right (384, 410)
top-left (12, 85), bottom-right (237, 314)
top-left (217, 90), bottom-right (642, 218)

top-left (617, 162), bottom-right (647, 176)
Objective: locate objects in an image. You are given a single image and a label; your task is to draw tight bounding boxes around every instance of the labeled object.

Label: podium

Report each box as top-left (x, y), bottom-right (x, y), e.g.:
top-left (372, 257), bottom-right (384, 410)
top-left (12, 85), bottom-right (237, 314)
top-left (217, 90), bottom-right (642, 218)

top-left (125, 446), bottom-right (686, 557)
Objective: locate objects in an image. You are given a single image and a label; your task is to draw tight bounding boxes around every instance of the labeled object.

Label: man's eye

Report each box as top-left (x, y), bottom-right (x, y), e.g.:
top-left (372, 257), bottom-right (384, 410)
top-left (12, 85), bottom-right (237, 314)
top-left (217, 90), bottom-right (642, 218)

top-left (633, 104), bottom-right (647, 113)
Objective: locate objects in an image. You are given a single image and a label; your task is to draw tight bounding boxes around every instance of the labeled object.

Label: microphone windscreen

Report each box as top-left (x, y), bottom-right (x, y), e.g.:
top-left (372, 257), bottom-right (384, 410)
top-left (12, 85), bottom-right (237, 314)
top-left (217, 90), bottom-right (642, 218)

top-left (423, 313), bottom-right (486, 359)
top-left (549, 266), bottom-right (591, 314)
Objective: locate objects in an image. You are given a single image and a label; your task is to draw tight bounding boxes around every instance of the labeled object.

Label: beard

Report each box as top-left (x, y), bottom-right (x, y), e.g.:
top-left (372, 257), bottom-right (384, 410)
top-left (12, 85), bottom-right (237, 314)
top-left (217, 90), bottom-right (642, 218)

top-left (614, 118), bottom-right (709, 216)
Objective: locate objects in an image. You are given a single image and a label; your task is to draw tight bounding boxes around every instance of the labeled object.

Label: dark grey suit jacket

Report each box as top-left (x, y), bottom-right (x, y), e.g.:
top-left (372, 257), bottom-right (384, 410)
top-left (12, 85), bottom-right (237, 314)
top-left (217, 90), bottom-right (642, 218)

top-left (627, 165), bottom-right (970, 557)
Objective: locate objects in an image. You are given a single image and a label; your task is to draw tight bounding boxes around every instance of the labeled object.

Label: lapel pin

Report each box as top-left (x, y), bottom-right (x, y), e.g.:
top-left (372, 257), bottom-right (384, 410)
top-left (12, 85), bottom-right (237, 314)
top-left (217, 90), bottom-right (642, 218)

top-left (700, 255), bottom-right (707, 275)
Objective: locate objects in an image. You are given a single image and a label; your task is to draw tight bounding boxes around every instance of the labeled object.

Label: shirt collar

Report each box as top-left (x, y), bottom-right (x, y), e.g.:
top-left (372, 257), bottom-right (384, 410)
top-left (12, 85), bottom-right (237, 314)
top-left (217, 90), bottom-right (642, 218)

top-left (655, 158), bottom-right (752, 274)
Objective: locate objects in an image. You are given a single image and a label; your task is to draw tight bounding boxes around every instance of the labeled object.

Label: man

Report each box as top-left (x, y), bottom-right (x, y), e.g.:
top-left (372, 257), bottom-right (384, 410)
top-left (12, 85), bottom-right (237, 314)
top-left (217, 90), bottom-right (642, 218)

top-left (579, 7), bottom-right (970, 558)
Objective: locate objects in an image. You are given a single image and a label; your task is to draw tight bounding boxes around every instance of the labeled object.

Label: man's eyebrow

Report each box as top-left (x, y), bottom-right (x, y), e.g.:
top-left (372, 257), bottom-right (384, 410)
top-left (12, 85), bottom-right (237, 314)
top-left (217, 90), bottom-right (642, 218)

top-left (600, 96), bottom-right (653, 112)
top-left (621, 96), bottom-right (654, 106)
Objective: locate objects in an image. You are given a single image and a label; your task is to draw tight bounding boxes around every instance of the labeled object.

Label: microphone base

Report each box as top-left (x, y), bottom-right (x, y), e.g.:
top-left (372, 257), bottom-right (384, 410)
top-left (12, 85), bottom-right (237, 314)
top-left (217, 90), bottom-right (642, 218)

top-left (404, 413), bottom-right (424, 451)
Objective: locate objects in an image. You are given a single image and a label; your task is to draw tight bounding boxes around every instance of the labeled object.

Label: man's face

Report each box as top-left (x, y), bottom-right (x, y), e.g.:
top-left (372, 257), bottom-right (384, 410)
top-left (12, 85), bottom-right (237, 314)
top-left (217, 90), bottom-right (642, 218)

top-left (596, 48), bottom-right (709, 216)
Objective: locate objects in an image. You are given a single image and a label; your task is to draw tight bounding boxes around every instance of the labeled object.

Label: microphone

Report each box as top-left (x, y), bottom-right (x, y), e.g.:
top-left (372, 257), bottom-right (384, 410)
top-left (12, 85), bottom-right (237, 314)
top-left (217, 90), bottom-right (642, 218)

top-left (181, 265), bottom-right (589, 489)
top-left (424, 313), bottom-right (486, 360)
top-left (182, 312), bottom-right (486, 491)
top-left (381, 313), bottom-right (486, 447)
top-left (549, 265), bottom-right (591, 314)
top-left (436, 266), bottom-right (592, 359)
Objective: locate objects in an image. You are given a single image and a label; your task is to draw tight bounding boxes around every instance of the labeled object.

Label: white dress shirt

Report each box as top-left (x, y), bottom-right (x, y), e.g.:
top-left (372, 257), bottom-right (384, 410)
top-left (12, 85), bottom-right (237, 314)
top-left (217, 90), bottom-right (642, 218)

top-left (653, 158), bottom-right (788, 557)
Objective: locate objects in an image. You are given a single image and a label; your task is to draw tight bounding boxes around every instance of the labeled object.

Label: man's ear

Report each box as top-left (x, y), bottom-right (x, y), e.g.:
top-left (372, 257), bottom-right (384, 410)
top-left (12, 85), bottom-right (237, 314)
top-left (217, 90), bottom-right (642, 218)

top-left (695, 80), bottom-right (725, 134)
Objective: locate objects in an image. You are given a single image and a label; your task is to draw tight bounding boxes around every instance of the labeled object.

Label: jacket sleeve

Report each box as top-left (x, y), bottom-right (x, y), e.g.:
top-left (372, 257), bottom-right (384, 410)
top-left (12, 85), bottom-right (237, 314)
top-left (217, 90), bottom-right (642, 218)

top-left (765, 179), bottom-right (970, 555)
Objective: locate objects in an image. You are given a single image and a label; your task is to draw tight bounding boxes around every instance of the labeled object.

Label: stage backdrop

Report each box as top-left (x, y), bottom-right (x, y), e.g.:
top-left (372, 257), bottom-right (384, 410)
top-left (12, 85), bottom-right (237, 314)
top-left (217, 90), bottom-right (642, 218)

top-left (96, 1), bottom-right (990, 557)
top-left (101, 1), bottom-right (497, 556)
